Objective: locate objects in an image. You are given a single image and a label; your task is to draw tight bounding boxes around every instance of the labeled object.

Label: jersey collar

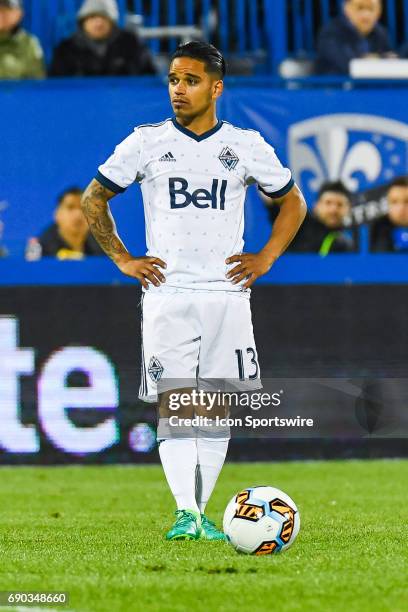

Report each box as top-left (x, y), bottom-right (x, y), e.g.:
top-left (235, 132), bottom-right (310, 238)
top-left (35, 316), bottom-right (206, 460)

top-left (171, 117), bottom-right (223, 142)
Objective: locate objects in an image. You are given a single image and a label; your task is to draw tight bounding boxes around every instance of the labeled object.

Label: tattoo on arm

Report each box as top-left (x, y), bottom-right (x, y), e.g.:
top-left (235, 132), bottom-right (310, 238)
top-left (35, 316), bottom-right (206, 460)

top-left (81, 179), bottom-right (128, 261)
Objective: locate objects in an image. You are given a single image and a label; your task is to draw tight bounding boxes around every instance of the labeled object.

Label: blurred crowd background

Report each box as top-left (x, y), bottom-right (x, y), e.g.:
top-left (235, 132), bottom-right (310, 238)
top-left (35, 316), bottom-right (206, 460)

top-left (0, 0), bottom-right (407, 261)
top-left (1, 0), bottom-right (408, 78)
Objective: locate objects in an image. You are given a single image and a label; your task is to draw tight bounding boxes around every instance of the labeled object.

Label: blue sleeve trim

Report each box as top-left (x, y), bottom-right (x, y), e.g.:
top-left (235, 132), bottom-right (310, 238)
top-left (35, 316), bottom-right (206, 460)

top-left (95, 171), bottom-right (126, 194)
top-left (259, 177), bottom-right (295, 199)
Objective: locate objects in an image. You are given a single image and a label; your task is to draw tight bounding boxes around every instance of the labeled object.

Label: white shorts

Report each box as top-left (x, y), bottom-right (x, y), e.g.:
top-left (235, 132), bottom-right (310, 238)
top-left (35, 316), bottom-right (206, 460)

top-left (139, 290), bottom-right (261, 403)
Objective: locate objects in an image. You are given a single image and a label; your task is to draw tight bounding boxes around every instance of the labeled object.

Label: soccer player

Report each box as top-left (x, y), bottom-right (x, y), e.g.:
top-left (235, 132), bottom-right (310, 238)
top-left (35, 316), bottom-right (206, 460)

top-left (81, 41), bottom-right (306, 541)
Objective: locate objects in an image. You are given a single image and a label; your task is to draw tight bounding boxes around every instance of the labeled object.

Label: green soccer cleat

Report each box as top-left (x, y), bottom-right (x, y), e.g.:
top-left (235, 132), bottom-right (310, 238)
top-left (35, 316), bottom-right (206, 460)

top-left (165, 509), bottom-right (201, 541)
top-left (199, 514), bottom-right (228, 541)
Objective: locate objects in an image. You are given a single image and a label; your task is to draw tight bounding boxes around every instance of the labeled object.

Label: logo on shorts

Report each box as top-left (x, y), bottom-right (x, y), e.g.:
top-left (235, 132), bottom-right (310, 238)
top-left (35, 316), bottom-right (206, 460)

top-left (148, 356), bottom-right (164, 382)
top-left (218, 146), bottom-right (239, 171)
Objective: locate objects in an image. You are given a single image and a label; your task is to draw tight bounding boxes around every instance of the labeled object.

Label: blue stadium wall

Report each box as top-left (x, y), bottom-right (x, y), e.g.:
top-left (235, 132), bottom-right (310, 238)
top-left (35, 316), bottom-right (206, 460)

top-left (1, 78), bottom-right (407, 264)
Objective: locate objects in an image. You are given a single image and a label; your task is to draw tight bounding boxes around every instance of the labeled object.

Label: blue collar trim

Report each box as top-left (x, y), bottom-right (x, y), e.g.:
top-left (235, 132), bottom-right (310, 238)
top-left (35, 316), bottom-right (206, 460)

top-left (171, 117), bottom-right (223, 142)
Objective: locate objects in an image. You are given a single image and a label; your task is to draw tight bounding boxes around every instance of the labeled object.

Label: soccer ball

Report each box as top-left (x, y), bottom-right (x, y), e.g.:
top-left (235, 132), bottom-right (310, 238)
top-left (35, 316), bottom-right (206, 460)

top-left (223, 486), bottom-right (300, 555)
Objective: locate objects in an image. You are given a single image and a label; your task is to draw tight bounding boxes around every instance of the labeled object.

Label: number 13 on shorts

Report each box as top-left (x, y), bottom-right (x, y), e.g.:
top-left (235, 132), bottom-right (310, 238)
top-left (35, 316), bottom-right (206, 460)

top-left (235, 347), bottom-right (259, 381)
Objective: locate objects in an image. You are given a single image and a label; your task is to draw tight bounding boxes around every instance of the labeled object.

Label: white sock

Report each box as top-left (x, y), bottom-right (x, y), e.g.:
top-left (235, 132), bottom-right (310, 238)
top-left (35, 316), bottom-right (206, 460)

top-left (195, 438), bottom-right (229, 514)
top-left (159, 438), bottom-right (199, 512)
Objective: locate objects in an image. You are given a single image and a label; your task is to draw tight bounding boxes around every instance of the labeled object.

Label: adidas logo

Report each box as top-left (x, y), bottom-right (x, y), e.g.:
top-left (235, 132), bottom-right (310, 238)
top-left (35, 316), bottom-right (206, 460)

top-left (159, 151), bottom-right (176, 162)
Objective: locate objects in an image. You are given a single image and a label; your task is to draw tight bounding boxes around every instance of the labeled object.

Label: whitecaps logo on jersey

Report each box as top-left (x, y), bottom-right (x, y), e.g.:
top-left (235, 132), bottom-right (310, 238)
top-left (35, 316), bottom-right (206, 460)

top-left (148, 356), bottom-right (164, 382)
top-left (218, 146), bottom-right (239, 171)
top-left (288, 114), bottom-right (408, 205)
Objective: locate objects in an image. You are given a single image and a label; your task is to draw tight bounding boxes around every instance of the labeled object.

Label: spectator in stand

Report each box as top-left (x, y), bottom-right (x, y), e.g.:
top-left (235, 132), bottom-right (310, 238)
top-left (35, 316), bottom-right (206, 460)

top-left (315, 0), bottom-right (393, 75)
top-left (0, 0), bottom-right (45, 79)
top-left (370, 177), bottom-right (408, 252)
top-left (26, 187), bottom-right (104, 260)
top-left (277, 181), bottom-right (357, 254)
top-left (49, 0), bottom-right (156, 77)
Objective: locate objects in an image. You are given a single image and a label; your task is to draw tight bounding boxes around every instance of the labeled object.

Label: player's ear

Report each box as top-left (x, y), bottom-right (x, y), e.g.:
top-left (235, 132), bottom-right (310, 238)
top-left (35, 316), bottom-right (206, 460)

top-left (212, 79), bottom-right (223, 100)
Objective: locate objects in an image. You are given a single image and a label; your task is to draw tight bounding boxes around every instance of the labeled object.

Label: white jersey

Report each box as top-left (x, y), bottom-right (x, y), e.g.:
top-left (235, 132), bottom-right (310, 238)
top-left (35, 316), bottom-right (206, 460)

top-left (97, 117), bottom-right (293, 293)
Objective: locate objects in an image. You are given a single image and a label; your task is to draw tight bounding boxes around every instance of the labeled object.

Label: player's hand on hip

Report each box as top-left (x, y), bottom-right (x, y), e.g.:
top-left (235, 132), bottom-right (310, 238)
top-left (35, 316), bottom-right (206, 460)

top-left (225, 252), bottom-right (276, 289)
top-left (116, 255), bottom-right (167, 289)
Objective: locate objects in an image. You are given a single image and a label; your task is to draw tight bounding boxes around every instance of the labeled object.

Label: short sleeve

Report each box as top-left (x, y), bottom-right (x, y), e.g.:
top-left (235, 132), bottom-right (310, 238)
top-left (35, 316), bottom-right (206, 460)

top-left (96, 128), bottom-right (144, 193)
top-left (245, 132), bottom-right (294, 198)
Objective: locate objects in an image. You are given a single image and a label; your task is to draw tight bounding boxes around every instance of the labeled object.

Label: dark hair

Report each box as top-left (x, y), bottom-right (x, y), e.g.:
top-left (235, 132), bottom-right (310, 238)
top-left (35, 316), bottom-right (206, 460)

top-left (170, 41), bottom-right (226, 78)
top-left (57, 186), bottom-right (83, 206)
top-left (388, 176), bottom-right (408, 190)
top-left (318, 180), bottom-right (350, 200)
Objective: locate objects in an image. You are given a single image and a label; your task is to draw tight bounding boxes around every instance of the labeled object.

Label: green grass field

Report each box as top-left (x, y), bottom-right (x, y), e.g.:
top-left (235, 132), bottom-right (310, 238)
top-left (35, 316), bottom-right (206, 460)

top-left (0, 460), bottom-right (407, 612)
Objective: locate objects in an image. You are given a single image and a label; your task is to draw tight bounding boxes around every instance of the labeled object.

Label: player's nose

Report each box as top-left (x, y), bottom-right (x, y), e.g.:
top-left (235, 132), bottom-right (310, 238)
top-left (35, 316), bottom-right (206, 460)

top-left (174, 82), bottom-right (186, 94)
